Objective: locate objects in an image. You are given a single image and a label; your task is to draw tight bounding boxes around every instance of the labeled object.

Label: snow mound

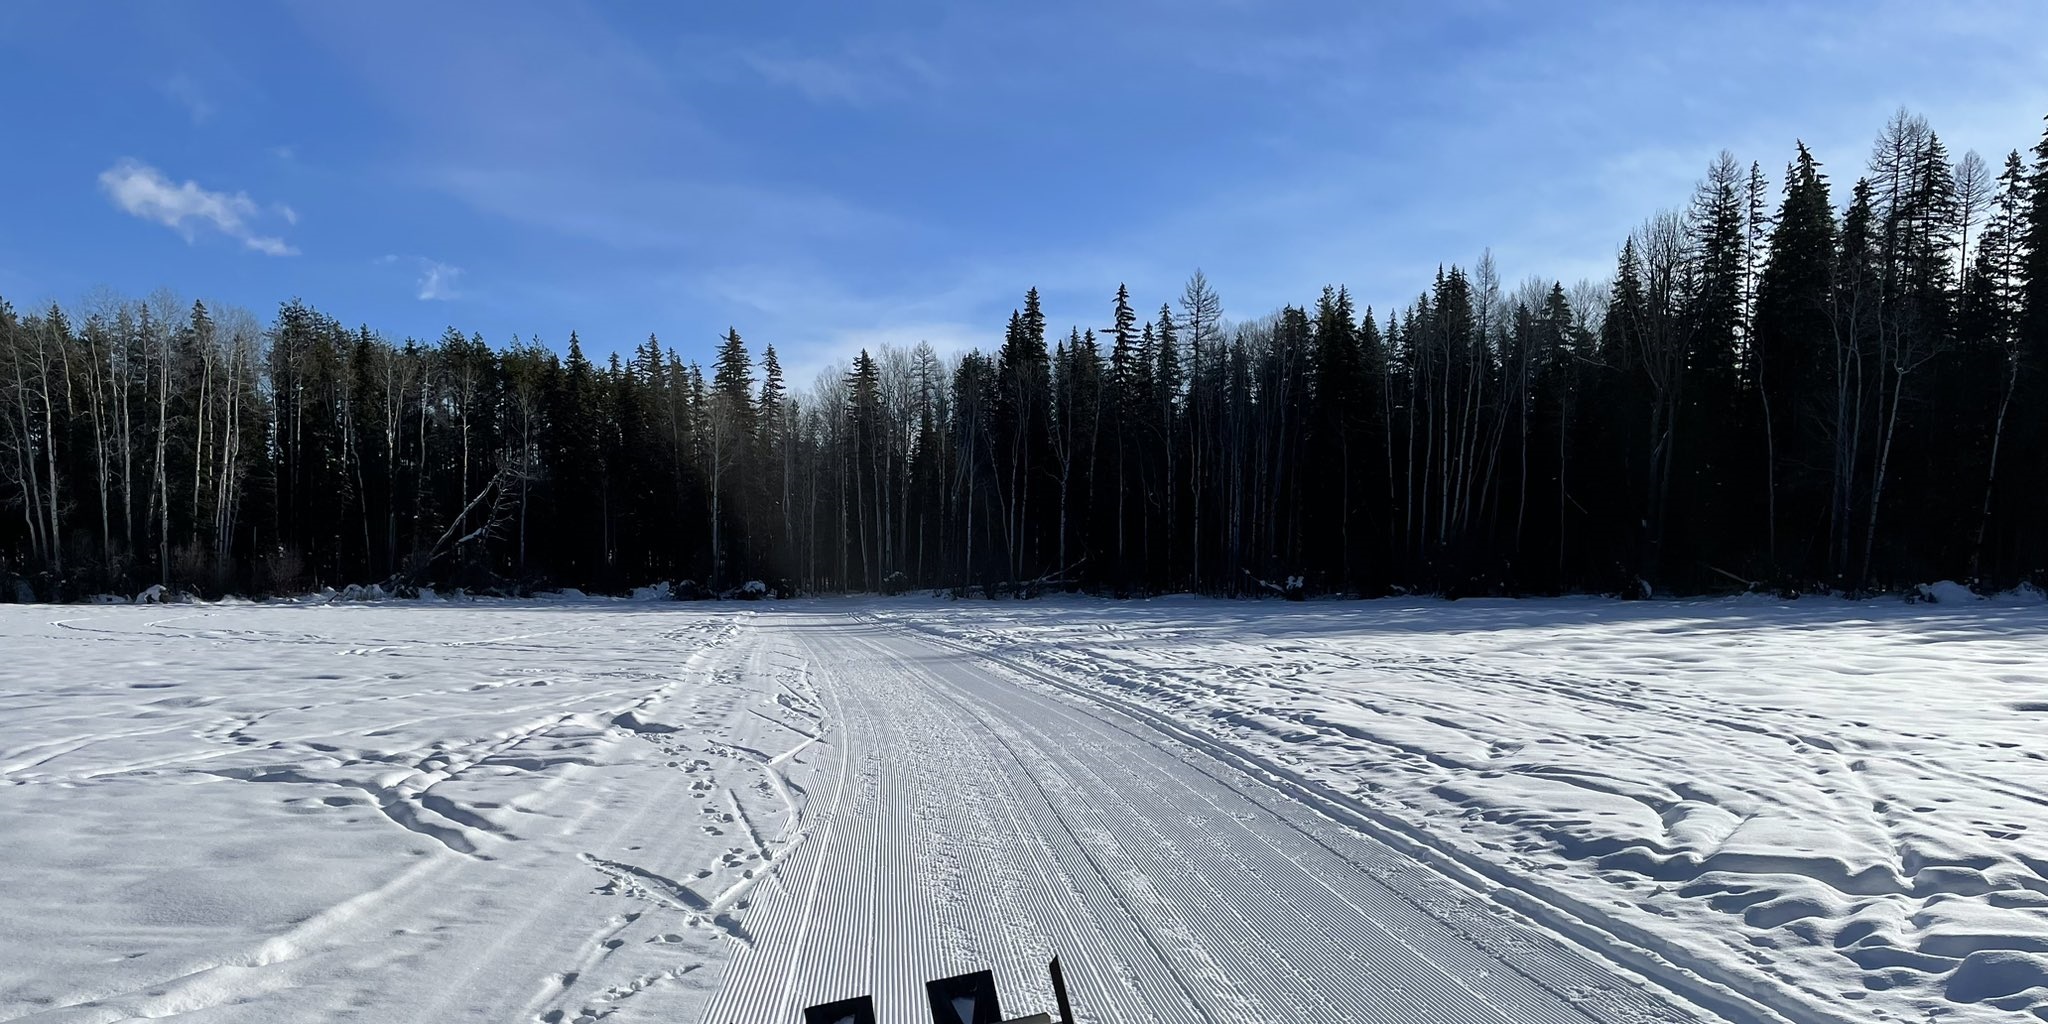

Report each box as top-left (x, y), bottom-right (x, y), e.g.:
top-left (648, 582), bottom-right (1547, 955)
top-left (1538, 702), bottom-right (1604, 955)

top-left (1914, 580), bottom-right (1981, 604)
top-left (629, 582), bottom-right (674, 601)
top-left (1947, 949), bottom-right (2048, 1003)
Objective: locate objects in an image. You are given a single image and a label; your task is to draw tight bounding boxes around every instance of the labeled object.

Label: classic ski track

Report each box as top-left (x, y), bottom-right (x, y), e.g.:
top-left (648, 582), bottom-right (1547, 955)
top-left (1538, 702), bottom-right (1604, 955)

top-left (869, 612), bottom-right (1810, 1024)
top-left (918, 659), bottom-right (1468, 1023)
top-left (896, 630), bottom-right (1610, 1024)
top-left (703, 613), bottom-right (1715, 1024)
top-left (762, 622), bottom-right (861, 1024)
top-left (917, 611), bottom-right (2022, 1024)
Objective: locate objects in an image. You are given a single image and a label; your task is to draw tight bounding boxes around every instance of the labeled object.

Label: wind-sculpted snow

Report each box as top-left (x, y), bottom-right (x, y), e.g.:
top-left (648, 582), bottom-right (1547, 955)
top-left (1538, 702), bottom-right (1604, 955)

top-left (0, 603), bottom-right (827, 1023)
top-left (14, 597), bottom-right (2033, 1024)
top-left (869, 595), bottom-right (2048, 1024)
top-left (4, 600), bottom-right (1721, 1024)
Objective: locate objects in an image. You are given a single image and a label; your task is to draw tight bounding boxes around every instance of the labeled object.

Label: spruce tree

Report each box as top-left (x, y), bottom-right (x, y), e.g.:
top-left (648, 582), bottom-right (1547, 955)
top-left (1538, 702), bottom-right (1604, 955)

top-left (1753, 143), bottom-right (1835, 577)
top-left (2024, 116), bottom-right (2048, 362)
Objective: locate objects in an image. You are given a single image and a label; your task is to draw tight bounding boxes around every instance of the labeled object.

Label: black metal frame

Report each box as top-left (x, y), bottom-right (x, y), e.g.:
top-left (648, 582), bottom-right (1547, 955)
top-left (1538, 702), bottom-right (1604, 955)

top-left (800, 958), bottom-right (1075, 1024)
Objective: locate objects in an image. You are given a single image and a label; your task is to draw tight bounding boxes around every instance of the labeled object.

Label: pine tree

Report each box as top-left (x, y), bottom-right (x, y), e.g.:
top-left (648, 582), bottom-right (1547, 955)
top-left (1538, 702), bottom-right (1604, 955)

top-left (1153, 302), bottom-right (1182, 588)
top-left (1309, 285), bottom-right (1362, 586)
top-left (1681, 153), bottom-right (1749, 580)
top-left (994, 291), bottom-right (1051, 582)
top-left (705, 328), bottom-right (754, 587)
top-left (844, 350), bottom-right (883, 589)
top-left (1960, 149), bottom-right (2036, 579)
top-left (757, 344), bottom-right (790, 573)
top-left (2024, 116), bottom-right (2048, 365)
top-left (2014, 115), bottom-right (2048, 579)
top-left (1753, 143), bottom-right (1835, 577)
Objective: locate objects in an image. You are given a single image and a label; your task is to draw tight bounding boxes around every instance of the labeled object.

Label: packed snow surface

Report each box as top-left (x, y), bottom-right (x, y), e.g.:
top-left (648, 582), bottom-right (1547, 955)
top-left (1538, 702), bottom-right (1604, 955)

top-left (1, 596), bottom-right (2043, 1023)
top-left (870, 595), bottom-right (2048, 1024)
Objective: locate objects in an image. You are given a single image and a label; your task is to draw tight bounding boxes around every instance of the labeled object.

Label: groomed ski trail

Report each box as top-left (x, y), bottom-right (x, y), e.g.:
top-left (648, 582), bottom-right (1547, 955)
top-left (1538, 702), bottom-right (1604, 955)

top-left (703, 612), bottom-right (1713, 1024)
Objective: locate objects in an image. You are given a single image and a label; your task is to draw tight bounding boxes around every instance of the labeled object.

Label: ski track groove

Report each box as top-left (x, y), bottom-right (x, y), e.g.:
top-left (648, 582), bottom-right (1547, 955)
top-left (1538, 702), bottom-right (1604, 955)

top-left (703, 613), bottom-right (1710, 1024)
top-left (876, 614), bottom-right (1790, 1024)
top-left (911, 634), bottom-right (1540, 1024)
top-left (6, 605), bottom-right (1738, 1024)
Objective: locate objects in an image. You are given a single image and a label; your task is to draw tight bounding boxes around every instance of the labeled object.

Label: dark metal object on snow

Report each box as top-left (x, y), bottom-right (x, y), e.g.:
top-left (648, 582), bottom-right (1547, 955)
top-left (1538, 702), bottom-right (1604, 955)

top-left (804, 994), bottom-right (879, 1024)
top-left (800, 958), bottom-right (1074, 1024)
top-left (1048, 957), bottom-right (1074, 1024)
top-left (926, 970), bottom-right (1002, 1024)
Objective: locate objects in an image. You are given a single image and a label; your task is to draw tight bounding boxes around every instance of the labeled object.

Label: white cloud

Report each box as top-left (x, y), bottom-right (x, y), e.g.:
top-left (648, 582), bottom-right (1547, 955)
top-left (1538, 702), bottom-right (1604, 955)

top-left (380, 254), bottom-right (464, 301)
top-left (416, 260), bottom-right (462, 301)
top-left (242, 236), bottom-right (297, 258)
top-left (97, 159), bottom-right (298, 256)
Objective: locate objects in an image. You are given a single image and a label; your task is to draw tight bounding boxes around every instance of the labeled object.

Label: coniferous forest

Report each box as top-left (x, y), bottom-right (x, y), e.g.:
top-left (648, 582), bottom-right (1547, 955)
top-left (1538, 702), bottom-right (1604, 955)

top-left (4, 110), bottom-right (2047, 601)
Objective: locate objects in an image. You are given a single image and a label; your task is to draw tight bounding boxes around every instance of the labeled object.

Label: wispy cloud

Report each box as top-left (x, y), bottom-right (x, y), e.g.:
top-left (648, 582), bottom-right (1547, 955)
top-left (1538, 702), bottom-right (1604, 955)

top-left (97, 159), bottom-right (297, 256)
top-left (380, 255), bottom-right (465, 301)
top-left (732, 35), bottom-right (944, 106)
top-left (417, 260), bottom-right (462, 301)
top-left (160, 73), bottom-right (214, 124)
top-left (431, 166), bottom-right (904, 256)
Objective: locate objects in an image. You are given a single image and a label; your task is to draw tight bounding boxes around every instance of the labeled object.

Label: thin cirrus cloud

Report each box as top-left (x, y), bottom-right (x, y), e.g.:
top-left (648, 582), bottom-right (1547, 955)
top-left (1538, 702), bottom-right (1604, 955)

top-left (732, 36), bottom-right (944, 106)
top-left (97, 159), bottom-right (298, 256)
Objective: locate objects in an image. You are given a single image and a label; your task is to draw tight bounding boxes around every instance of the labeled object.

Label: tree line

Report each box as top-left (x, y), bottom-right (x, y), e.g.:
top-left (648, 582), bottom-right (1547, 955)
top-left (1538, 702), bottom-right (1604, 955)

top-left (4, 109), bottom-right (2046, 600)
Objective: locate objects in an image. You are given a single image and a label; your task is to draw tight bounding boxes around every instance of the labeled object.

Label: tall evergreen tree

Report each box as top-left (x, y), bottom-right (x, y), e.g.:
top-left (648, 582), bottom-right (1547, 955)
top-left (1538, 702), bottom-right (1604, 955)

top-left (1754, 143), bottom-right (1835, 578)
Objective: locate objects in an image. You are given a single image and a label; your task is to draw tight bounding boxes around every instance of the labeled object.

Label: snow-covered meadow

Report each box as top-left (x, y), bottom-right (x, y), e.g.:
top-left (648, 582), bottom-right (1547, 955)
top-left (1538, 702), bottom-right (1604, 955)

top-left (872, 593), bottom-right (2048, 1023)
top-left (4, 593), bottom-right (2047, 1024)
top-left (0, 602), bottom-right (828, 1023)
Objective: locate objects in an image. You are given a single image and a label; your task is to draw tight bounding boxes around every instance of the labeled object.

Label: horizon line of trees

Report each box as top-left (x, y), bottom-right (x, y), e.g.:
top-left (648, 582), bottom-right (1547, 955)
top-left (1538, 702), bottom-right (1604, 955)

top-left (4, 108), bottom-right (2047, 601)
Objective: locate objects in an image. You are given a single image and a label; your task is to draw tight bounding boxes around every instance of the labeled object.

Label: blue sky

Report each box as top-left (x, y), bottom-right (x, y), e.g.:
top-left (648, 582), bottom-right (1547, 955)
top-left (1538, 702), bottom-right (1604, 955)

top-left (1, 1), bottom-right (2043, 381)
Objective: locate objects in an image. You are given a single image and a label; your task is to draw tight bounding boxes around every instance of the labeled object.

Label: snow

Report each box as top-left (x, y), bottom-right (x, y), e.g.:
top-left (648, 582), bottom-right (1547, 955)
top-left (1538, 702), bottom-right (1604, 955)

top-left (5, 595), bottom-right (2045, 1023)
top-left (134, 584), bottom-right (192, 604)
top-left (869, 594), bottom-right (2048, 1024)
top-left (0, 604), bottom-right (823, 1022)
top-left (1916, 580), bottom-right (1986, 604)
